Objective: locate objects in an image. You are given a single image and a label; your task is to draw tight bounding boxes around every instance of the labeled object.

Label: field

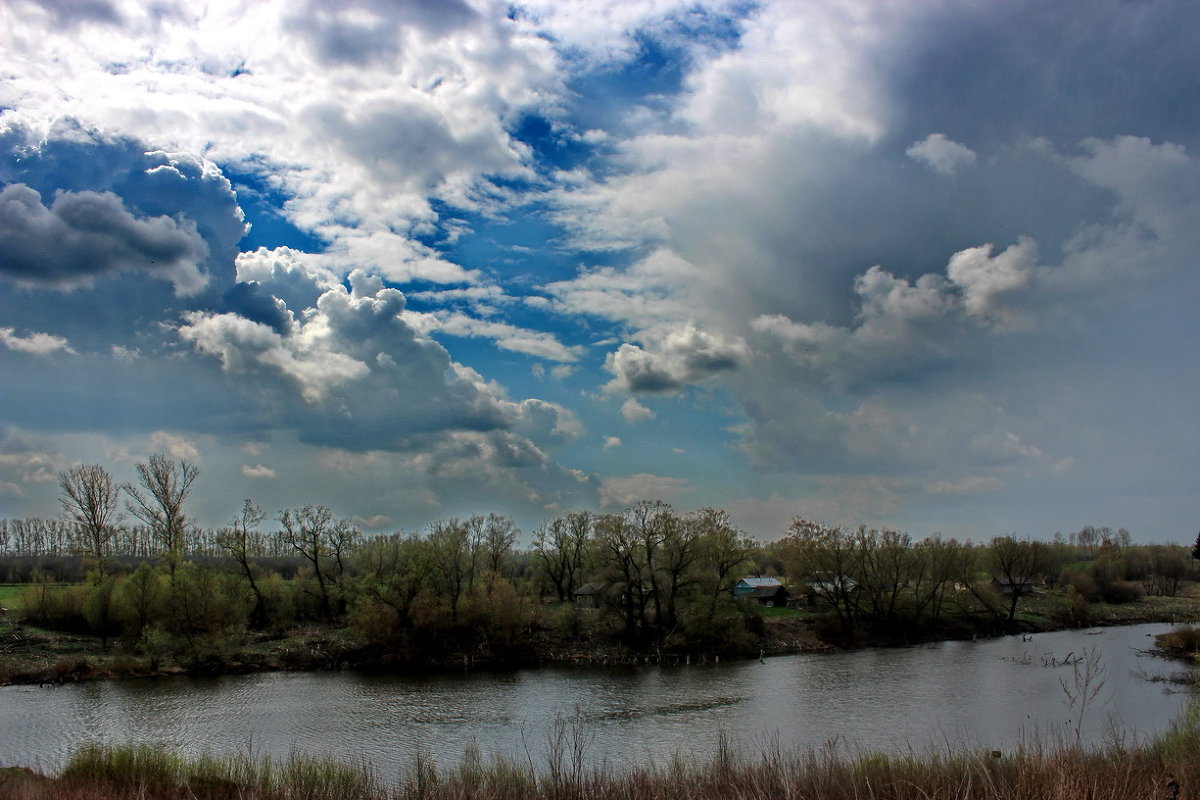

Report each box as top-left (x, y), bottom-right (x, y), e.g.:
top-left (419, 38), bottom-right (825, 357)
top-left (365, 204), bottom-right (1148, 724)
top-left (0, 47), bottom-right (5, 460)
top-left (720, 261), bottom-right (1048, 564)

top-left (0, 584), bottom-right (26, 612)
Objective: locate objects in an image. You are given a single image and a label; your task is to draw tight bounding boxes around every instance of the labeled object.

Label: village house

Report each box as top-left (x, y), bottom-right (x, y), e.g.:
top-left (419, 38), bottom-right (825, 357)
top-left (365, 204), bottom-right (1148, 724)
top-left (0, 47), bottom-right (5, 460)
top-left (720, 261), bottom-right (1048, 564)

top-left (732, 577), bottom-right (790, 607)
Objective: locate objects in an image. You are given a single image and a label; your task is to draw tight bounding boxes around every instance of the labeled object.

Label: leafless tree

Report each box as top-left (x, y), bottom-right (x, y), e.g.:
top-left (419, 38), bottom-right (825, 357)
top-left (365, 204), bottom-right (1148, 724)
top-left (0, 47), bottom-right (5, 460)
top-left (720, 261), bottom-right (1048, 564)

top-left (988, 535), bottom-right (1049, 622)
top-left (59, 463), bottom-right (121, 572)
top-left (279, 504), bottom-right (358, 618)
top-left (217, 498), bottom-right (267, 626)
top-left (124, 454), bottom-right (199, 578)
top-left (428, 518), bottom-right (475, 622)
top-left (532, 511), bottom-right (592, 601)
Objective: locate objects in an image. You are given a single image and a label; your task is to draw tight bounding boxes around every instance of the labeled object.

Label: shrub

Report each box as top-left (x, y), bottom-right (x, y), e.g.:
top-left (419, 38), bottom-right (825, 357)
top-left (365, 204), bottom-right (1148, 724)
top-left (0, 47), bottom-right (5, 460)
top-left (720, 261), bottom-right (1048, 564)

top-left (1056, 586), bottom-right (1092, 628)
top-left (1059, 569), bottom-right (1098, 601)
top-left (1098, 579), bottom-right (1143, 604)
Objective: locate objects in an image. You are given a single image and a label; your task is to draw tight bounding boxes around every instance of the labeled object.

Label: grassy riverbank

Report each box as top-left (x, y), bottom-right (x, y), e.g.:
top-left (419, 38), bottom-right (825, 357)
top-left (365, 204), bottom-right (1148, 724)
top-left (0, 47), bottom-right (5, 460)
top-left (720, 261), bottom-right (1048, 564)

top-left (3, 710), bottom-right (1199, 800)
top-left (2, 590), bottom-right (1198, 686)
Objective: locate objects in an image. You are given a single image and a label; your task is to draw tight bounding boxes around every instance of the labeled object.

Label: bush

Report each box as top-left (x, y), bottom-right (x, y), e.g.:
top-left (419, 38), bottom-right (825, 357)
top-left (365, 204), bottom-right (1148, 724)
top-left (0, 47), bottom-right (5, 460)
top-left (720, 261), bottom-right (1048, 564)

top-left (1059, 569), bottom-right (1098, 601)
top-left (1056, 586), bottom-right (1092, 628)
top-left (1098, 579), bottom-right (1143, 604)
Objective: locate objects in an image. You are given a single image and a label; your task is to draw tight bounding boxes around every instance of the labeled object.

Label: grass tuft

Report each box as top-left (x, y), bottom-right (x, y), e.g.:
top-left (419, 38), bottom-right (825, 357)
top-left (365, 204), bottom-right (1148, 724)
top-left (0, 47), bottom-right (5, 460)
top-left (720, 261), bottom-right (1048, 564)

top-left (3, 710), bottom-right (1199, 800)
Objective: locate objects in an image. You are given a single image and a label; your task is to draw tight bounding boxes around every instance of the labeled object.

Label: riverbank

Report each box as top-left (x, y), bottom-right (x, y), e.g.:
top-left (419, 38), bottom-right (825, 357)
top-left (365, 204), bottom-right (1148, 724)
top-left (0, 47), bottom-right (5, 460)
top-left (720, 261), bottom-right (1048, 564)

top-left (2, 591), bottom-right (1198, 686)
top-left (3, 710), bottom-right (1199, 800)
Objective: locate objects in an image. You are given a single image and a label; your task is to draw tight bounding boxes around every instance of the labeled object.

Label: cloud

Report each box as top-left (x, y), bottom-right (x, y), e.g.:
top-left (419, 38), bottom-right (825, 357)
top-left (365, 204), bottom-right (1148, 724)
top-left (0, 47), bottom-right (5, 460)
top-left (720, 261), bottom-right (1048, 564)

top-left (603, 324), bottom-right (745, 394)
top-left (599, 473), bottom-right (689, 508)
top-left (602, 436), bottom-right (622, 450)
top-left (241, 463), bottom-right (277, 479)
top-left (402, 309), bottom-right (582, 363)
top-left (148, 431), bottom-right (201, 462)
top-left (926, 476), bottom-right (1004, 495)
top-left (0, 183), bottom-right (210, 294)
top-left (621, 397), bottom-right (655, 422)
top-left (0, 327), bottom-right (76, 356)
top-left (906, 133), bottom-right (976, 174)
top-left (351, 514), bottom-right (393, 530)
top-left (179, 279), bottom-right (581, 456)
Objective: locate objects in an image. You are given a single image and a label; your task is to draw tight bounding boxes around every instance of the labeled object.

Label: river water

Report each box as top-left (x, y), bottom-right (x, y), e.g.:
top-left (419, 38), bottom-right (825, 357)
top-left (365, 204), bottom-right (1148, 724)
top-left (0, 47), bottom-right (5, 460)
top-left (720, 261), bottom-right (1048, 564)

top-left (0, 623), bottom-right (1193, 776)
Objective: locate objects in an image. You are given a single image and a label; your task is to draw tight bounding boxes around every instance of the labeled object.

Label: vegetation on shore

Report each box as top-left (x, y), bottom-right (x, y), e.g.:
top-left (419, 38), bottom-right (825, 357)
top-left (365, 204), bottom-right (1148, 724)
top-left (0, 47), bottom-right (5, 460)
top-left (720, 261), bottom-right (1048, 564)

top-left (2, 703), bottom-right (1199, 800)
top-left (1, 453), bottom-right (1198, 684)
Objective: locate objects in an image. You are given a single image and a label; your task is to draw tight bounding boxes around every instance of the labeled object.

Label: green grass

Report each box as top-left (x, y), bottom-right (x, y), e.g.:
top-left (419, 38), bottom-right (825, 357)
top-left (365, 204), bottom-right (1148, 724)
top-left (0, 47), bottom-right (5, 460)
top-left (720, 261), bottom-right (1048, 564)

top-left (0, 584), bottom-right (26, 612)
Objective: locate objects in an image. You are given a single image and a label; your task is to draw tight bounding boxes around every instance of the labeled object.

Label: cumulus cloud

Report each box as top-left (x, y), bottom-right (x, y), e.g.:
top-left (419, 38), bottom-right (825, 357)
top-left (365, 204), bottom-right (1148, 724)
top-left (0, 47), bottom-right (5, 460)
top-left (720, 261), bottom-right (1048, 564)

top-left (0, 327), bottom-right (76, 356)
top-left (0, 183), bottom-right (209, 294)
top-left (179, 279), bottom-right (581, 456)
top-left (602, 435), bottom-right (622, 450)
top-left (603, 324), bottom-right (745, 394)
top-left (906, 133), bottom-right (976, 174)
top-left (241, 463), bottom-right (277, 479)
top-left (148, 431), bottom-right (201, 462)
top-left (621, 397), bottom-right (655, 422)
top-left (946, 237), bottom-right (1036, 329)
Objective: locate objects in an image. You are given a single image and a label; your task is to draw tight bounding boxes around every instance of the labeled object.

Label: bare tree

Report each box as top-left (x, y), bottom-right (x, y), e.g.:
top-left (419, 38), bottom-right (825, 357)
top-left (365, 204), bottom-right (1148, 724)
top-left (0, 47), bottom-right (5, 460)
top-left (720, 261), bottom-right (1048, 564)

top-left (124, 454), bottom-right (199, 577)
top-left (988, 535), bottom-right (1048, 623)
top-left (478, 513), bottom-right (519, 591)
top-left (428, 518), bottom-right (474, 623)
top-left (279, 504), bottom-right (358, 618)
top-left (59, 463), bottom-right (121, 573)
top-left (532, 511), bottom-right (592, 601)
top-left (217, 499), bottom-right (267, 627)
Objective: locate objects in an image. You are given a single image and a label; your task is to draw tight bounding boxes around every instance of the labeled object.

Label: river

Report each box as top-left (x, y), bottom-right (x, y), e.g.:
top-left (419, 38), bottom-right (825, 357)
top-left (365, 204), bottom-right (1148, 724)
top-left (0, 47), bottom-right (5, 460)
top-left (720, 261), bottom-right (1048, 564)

top-left (0, 623), bottom-right (1193, 776)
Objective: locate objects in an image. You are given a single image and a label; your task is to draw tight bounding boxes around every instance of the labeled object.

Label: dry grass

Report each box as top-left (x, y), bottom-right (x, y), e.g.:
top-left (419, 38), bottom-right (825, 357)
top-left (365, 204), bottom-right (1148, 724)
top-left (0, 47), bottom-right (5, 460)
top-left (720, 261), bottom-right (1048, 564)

top-left (2, 712), bottom-right (1198, 800)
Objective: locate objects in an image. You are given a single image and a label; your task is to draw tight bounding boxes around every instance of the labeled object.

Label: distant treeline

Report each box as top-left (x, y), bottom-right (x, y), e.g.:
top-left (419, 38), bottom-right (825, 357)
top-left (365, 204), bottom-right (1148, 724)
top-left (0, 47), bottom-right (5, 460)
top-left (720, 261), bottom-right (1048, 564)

top-left (2, 453), bottom-right (1197, 673)
top-left (0, 517), bottom-right (297, 559)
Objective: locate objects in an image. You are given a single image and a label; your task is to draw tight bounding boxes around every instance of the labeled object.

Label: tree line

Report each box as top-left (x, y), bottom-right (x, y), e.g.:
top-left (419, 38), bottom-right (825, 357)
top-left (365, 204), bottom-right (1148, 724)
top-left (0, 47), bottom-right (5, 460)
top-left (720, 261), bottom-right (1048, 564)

top-left (2, 455), bottom-right (1197, 670)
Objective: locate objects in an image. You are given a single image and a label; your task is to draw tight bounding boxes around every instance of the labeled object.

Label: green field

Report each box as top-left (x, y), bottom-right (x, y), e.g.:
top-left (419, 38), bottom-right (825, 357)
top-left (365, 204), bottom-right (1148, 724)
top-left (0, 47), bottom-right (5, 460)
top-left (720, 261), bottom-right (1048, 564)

top-left (0, 584), bottom-right (26, 612)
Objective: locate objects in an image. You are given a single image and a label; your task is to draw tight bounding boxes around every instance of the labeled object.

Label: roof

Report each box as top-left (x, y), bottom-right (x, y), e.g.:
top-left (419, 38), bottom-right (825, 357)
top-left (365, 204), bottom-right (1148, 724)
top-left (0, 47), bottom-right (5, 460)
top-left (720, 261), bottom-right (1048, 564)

top-left (737, 577), bottom-right (783, 588)
top-left (573, 582), bottom-right (607, 596)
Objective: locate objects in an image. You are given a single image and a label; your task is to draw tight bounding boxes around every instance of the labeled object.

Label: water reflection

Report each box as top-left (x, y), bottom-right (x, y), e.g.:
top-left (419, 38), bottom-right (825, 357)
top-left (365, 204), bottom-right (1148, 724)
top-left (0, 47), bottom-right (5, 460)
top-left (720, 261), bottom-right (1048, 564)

top-left (0, 623), bottom-right (1191, 775)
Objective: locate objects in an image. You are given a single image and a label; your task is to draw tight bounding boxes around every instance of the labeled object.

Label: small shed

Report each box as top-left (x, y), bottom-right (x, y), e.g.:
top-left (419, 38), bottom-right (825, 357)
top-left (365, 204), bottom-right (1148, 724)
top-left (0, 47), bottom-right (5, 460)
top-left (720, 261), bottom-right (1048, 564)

top-left (992, 576), bottom-right (1034, 597)
top-left (733, 577), bottom-right (790, 607)
top-left (572, 582), bottom-right (608, 609)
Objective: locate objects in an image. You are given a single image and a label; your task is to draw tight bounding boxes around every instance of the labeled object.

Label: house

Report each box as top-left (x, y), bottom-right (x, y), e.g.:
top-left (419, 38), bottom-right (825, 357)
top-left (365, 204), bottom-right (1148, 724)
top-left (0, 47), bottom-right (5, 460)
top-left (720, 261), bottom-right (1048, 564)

top-left (992, 576), bottom-right (1035, 597)
top-left (732, 577), bottom-right (790, 607)
top-left (572, 582), bottom-right (608, 609)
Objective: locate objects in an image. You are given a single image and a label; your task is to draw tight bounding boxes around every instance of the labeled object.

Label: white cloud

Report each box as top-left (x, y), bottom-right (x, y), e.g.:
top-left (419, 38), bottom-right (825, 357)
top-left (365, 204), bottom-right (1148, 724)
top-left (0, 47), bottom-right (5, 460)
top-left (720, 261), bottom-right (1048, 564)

top-left (402, 309), bottom-right (582, 363)
top-left (0, 0), bottom-right (562, 285)
top-left (0, 327), bottom-right (76, 356)
top-left (111, 345), bottom-right (140, 362)
top-left (149, 431), bottom-right (201, 462)
top-left (621, 397), bottom-right (655, 422)
top-left (241, 463), bottom-right (277, 479)
top-left (603, 324), bottom-right (746, 394)
top-left (602, 435), bottom-right (622, 450)
top-left (946, 237), bottom-right (1037, 329)
top-left (906, 133), bottom-right (976, 175)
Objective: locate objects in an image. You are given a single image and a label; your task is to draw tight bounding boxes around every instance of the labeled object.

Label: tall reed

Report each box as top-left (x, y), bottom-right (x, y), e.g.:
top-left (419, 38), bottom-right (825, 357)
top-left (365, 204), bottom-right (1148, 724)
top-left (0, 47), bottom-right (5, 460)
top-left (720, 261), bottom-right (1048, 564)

top-left (2, 710), bottom-right (1196, 800)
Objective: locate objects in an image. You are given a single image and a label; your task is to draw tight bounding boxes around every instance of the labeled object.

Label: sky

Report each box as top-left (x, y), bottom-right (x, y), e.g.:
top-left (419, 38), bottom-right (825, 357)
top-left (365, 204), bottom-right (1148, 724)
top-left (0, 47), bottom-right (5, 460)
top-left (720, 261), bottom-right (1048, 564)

top-left (1, 0), bottom-right (1197, 543)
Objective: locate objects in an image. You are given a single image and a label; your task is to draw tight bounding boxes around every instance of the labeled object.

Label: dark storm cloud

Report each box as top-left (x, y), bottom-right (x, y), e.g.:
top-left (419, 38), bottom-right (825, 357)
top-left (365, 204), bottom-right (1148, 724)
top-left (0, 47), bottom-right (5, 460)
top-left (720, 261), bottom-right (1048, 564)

top-left (0, 124), bottom-right (247, 291)
top-left (884, 0), bottom-right (1200, 149)
top-left (221, 281), bottom-right (295, 335)
top-left (0, 183), bottom-right (209, 292)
